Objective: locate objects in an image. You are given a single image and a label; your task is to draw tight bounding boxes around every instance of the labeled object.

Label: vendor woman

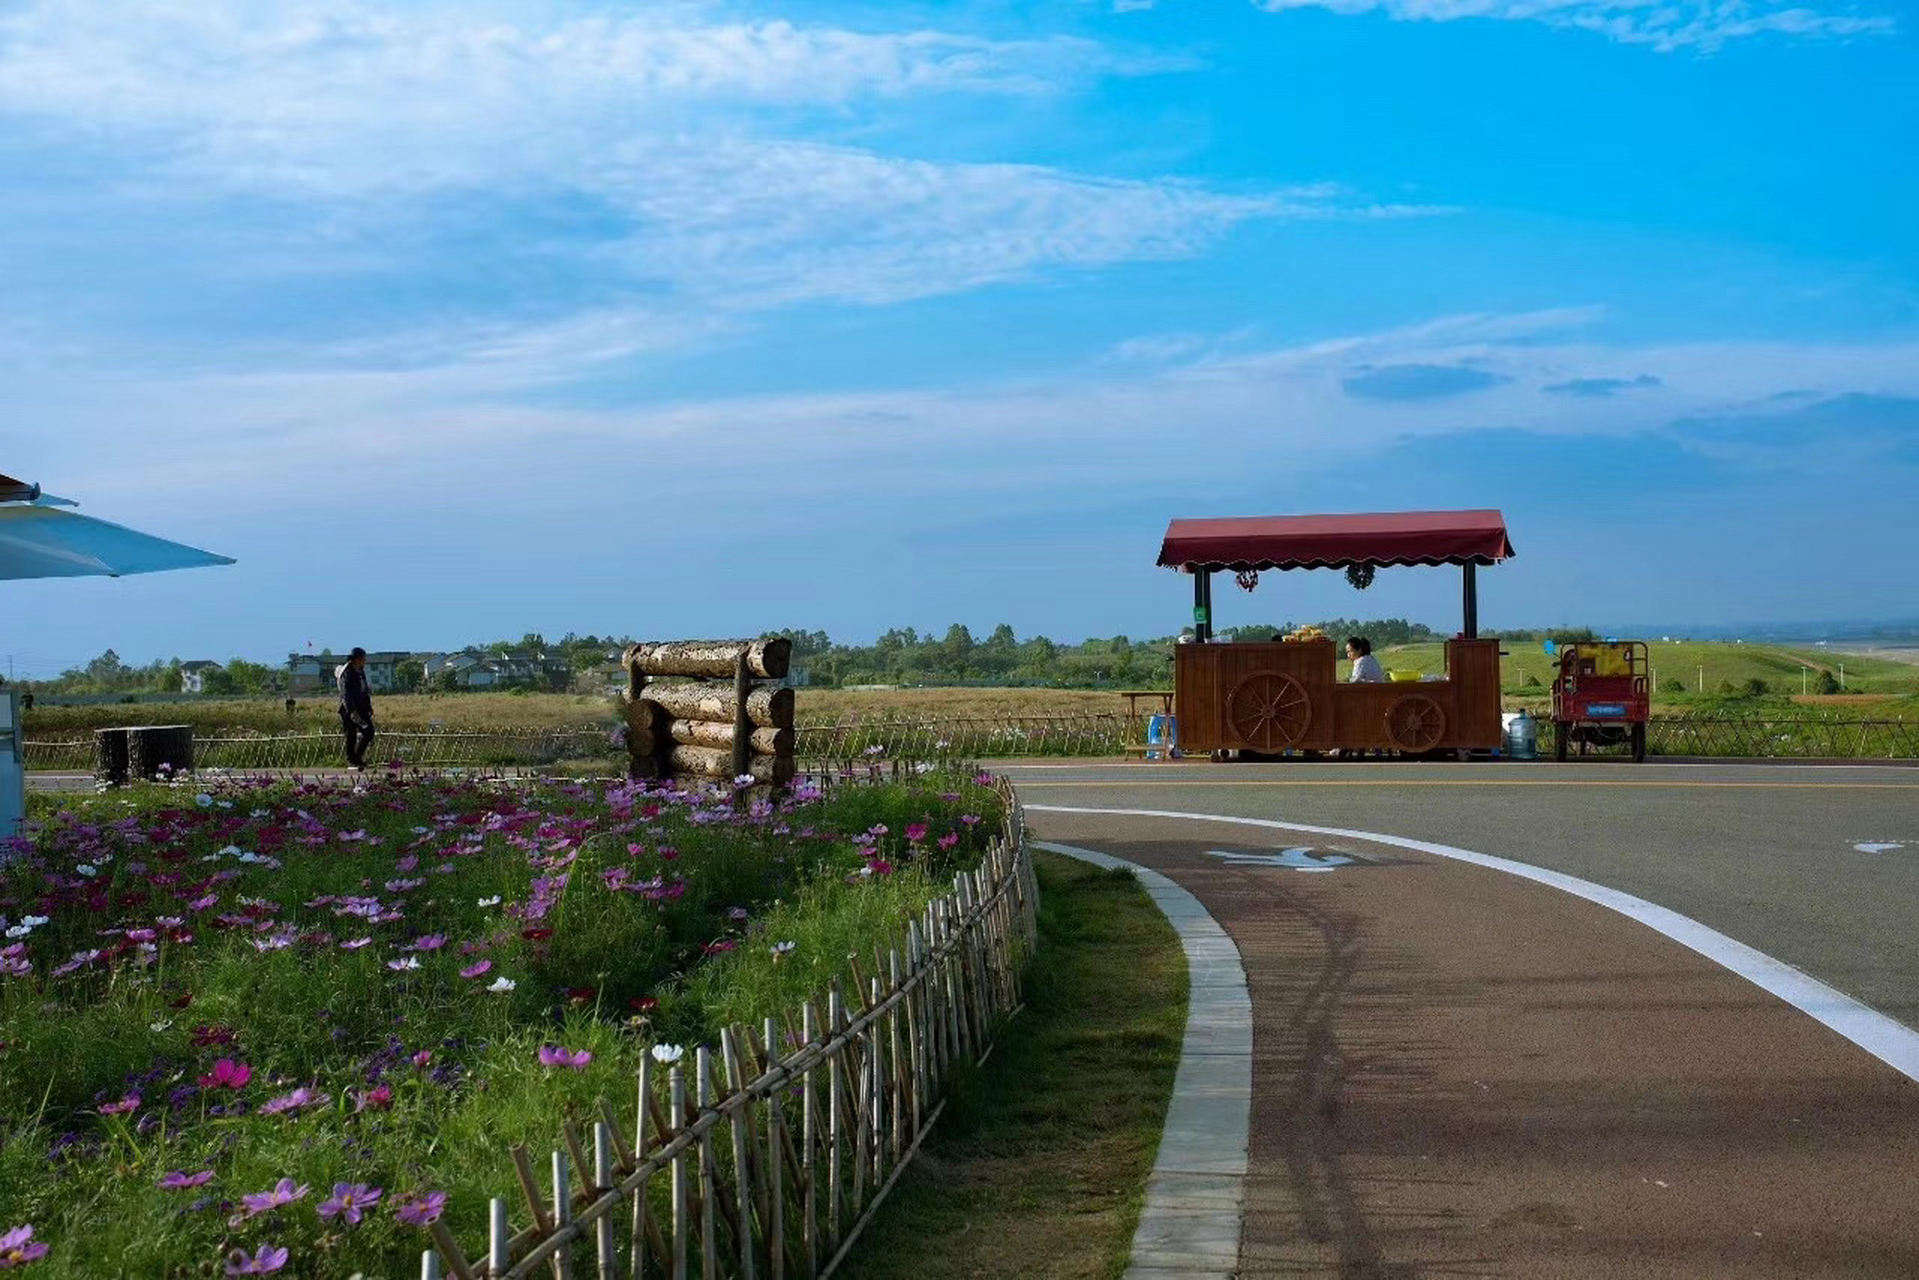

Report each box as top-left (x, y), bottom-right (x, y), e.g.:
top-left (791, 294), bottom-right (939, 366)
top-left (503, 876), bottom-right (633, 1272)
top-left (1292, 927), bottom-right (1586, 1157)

top-left (1347, 637), bottom-right (1385, 683)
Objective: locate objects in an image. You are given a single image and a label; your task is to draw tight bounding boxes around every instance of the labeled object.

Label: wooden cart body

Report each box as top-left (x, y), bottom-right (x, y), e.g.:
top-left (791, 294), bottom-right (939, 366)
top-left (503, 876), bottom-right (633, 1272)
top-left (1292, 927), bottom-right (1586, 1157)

top-left (1174, 637), bottom-right (1503, 754)
top-left (1157, 509), bottom-right (1516, 758)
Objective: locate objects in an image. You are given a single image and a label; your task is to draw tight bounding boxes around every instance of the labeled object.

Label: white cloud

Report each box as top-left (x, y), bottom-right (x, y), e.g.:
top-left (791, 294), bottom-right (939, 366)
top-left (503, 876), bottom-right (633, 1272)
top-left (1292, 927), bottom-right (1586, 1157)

top-left (1250, 0), bottom-right (1895, 50)
top-left (0, 1), bottom-right (1428, 322)
top-left (23, 306), bottom-right (1919, 523)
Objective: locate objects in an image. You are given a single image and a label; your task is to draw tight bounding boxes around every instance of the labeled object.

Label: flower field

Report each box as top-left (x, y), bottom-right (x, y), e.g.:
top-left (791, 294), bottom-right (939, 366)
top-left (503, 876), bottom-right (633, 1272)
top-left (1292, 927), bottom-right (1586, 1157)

top-left (0, 769), bottom-right (999, 1277)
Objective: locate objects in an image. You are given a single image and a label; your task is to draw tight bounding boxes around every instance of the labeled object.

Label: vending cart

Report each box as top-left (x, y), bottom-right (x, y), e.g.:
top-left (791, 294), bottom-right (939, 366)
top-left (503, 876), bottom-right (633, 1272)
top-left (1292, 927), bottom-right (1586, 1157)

top-left (1158, 510), bottom-right (1516, 758)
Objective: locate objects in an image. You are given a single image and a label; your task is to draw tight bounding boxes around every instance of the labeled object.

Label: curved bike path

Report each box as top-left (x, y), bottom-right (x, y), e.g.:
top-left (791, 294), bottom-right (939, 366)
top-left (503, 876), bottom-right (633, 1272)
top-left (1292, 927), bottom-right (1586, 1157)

top-left (1029, 805), bottom-right (1919, 1279)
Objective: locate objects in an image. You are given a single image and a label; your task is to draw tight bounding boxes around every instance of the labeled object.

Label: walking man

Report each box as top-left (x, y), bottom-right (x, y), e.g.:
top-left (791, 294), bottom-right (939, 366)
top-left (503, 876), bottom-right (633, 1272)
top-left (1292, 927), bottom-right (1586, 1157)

top-left (337, 647), bottom-right (376, 770)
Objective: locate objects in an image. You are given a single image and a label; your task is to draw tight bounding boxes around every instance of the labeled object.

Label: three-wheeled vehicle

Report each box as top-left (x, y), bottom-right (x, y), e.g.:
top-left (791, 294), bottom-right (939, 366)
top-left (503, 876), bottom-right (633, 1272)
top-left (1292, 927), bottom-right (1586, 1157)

top-left (1550, 641), bottom-right (1651, 762)
top-left (1158, 510), bottom-right (1515, 758)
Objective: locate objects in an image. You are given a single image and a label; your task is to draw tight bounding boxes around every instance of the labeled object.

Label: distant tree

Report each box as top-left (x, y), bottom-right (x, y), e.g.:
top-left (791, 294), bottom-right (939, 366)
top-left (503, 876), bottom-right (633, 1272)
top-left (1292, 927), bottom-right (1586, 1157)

top-left (1814, 670), bottom-right (1841, 696)
top-left (1743, 677), bottom-right (1770, 697)
top-left (394, 660), bottom-right (426, 693)
top-left (1663, 678), bottom-right (1686, 694)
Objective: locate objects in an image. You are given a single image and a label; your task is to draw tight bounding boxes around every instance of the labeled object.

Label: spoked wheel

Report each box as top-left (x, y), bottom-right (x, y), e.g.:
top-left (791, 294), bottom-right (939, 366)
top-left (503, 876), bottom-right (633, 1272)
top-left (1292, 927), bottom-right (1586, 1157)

top-left (1226, 672), bottom-right (1312, 751)
top-left (1384, 694), bottom-right (1447, 753)
top-left (1631, 722), bottom-right (1647, 763)
top-left (1554, 721), bottom-right (1571, 762)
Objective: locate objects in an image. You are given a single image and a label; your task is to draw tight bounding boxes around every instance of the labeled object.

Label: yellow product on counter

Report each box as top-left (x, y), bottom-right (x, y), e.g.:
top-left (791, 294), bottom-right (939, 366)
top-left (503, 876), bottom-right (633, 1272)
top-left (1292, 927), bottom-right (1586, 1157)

top-left (1388, 670), bottom-right (1421, 683)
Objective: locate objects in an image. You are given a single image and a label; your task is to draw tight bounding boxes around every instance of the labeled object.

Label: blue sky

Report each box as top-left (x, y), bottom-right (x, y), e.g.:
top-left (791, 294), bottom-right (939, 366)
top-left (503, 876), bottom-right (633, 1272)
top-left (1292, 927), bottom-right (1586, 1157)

top-left (3, 0), bottom-right (1916, 675)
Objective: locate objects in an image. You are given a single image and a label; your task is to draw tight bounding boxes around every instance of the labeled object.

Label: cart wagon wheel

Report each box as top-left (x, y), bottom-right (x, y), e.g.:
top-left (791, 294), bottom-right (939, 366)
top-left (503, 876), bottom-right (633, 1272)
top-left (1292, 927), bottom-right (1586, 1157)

top-left (1384, 694), bottom-right (1447, 753)
top-left (1631, 722), bottom-right (1647, 763)
top-left (1226, 672), bottom-right (1312, 751)
top-left (1554, 721), bottom-right (1571, 763)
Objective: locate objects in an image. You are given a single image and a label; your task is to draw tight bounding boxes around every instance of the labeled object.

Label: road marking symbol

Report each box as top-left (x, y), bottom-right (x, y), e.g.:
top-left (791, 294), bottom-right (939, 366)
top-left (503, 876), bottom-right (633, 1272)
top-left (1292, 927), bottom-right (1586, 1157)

top-left (1203, 847), bottom-right (1356, 872)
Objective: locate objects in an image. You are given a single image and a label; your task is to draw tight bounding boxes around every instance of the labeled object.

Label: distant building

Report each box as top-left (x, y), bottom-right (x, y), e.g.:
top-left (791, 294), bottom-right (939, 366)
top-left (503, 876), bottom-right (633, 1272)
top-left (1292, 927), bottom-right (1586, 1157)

top-left (287, 653), bottom-right (334, 695)
top-left (180, 660), bottom-right (222, 694)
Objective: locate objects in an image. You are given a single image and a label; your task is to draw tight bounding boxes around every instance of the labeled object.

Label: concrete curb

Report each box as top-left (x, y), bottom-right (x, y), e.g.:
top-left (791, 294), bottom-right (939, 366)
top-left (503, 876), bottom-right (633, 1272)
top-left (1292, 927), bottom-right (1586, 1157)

top-left (1035, 841), bottom-right (1250, 1279)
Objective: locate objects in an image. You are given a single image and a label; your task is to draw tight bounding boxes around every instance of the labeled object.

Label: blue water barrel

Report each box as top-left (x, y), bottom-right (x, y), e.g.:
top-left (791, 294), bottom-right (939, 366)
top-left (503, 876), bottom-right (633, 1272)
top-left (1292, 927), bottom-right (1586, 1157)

top-left (1146, 713), bottom-right (1177, 760)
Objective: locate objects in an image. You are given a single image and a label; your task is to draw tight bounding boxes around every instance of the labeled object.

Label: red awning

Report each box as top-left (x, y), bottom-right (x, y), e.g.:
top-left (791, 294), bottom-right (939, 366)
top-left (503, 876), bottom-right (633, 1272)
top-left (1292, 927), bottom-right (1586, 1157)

top-left (1157, 509), bottom-right (1514, 571)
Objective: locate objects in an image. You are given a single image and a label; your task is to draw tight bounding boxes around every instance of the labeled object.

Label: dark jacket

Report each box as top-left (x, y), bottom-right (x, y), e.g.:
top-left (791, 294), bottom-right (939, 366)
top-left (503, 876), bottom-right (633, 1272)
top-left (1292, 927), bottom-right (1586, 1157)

top-left (339, 663), bottom-right (374, 722)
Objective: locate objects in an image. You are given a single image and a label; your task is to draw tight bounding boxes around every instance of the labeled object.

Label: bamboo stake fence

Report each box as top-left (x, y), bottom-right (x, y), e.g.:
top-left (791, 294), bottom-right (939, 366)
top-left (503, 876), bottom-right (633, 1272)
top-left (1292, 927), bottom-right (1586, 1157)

top-left (391, 779), bottom-right (1036, 1280)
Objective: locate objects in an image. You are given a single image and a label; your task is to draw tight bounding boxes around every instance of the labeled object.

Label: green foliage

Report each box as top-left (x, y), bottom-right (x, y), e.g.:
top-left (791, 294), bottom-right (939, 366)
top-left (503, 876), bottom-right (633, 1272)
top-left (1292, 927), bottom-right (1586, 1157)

top-left (1664, 678), bottom-right (1687, 694)
top-left (1745, 677), bottom-right (1771, 696)
top-left (1815, 669), bottom-right (1842, 695)
top-left (2, 772), bottom-right (1002, 1278)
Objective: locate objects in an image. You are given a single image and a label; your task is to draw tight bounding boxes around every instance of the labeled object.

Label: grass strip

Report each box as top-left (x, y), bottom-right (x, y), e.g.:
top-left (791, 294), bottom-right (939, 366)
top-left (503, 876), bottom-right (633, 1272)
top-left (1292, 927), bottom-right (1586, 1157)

top-left (838, 851), bottom-right (1188, 1280)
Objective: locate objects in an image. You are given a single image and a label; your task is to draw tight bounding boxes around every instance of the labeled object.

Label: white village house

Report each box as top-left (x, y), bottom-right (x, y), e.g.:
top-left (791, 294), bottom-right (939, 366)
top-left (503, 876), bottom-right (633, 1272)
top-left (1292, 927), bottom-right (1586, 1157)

top-left (179, 660), bottom-right (222, 694)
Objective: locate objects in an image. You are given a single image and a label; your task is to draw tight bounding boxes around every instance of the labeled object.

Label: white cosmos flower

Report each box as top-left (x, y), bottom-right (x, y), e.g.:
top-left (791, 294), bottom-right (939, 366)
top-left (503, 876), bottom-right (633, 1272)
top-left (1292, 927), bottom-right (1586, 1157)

top-left (650, 1043), bottom-right (686, 1065)
top-left (477, 896), bottom-right (502, 908)
top-left (487, 976), bottom-right (517, 993)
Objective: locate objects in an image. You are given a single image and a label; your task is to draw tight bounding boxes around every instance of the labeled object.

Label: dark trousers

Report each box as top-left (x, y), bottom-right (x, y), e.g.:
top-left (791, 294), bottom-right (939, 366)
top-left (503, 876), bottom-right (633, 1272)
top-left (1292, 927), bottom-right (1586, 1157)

top-left (339, 709), bottom-right (375, 768)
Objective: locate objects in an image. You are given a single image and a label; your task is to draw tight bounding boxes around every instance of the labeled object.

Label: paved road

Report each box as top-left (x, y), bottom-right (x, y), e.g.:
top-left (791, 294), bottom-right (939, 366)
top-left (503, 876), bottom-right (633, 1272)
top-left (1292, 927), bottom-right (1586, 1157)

top-left (1006, 759), bottom-right (1919, 1030)
top-left (1018, 761), bottom-right (1919, 1277)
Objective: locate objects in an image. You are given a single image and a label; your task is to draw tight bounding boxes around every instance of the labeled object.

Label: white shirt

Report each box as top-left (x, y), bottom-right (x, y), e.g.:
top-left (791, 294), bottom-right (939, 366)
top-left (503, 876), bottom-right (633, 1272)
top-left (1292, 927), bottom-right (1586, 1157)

top-left (1350, 653), bottom-right (1385, 683)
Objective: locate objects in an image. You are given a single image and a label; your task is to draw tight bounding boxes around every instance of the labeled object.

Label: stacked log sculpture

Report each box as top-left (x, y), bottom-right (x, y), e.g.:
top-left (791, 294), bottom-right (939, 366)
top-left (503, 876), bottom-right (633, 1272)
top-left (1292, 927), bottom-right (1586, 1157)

top-left (622, 638), bottom-right (797, 787)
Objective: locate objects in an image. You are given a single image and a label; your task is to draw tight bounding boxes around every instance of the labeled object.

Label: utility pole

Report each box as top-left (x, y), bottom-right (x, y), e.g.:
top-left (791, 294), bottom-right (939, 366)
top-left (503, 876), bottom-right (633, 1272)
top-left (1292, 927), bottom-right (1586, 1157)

top-left (1840, 663), bottom-right (1846, 690)
top-left (1698, 665), bottom-right (1704, 693)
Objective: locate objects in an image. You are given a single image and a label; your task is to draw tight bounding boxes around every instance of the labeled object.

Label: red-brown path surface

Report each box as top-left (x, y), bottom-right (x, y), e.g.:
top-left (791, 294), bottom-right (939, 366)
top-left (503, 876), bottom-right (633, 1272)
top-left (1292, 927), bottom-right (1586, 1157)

top-left (1027, 777), bottom-right (1919, 1279)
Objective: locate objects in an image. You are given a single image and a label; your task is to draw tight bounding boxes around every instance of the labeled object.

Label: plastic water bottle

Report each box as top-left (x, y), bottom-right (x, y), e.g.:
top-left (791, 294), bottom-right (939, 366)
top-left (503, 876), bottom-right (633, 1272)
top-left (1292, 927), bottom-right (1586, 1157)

top-left (1506, 710), bottom-right (1537, 760)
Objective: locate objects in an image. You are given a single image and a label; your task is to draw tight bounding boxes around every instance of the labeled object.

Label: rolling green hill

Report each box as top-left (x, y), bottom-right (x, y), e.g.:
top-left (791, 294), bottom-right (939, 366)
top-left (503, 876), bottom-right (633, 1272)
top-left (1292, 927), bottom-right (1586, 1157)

top-left (1375, 640), bottom-right (1919, 701)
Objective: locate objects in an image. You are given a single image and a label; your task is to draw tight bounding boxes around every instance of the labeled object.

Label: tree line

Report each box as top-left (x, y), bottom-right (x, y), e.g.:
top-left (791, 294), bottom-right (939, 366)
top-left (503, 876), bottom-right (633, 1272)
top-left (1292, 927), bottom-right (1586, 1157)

top-left (14, 619), bottom-right (1591, 696)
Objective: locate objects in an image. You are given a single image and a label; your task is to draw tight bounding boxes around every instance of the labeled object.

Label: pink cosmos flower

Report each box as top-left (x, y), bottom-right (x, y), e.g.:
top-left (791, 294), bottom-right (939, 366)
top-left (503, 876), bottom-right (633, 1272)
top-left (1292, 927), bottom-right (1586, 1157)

top-left (340, 937), bottom-right (372, 950)
top-left (386, 956), bottom-right (421, 971)
top-left (224, 1244), bottom-right (288, 1275)
top-left (198, 1059), bottom-right (252, 1090)
top-left (537, 1045), bottom-right (591, 1069)
top-left (905, 823), bottom-right (929, 843)
top-left (410, 1050), bottom-right (432, 1068)
top-left (459, 959), bottom-right (493, 979)
top-left (354, 1084), bottom-right (393, 1112)
top-left (394, 1190), bottom-right (448, 1226)
top-left (407, 933), bottom-right (446, 952)
top-left (0, 1225), bottom-right (49, 1267)
top-left (99, 1093), bottom-right (140, 1115)
top-left (317, 1183), bottom-right (383, 1225)
top-left (702, 940), bottom-right (737, 954)
top-left (159, 1170), bottom-right (215, 1190)
top-left (236, 1178), bottom-right (308, 1218)
top-left (937, 832), bottom-right (961, 852)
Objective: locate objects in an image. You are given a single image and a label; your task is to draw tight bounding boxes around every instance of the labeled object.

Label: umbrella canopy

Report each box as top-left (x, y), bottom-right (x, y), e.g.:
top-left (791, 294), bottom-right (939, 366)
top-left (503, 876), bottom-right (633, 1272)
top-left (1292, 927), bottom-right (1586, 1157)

top-left (0, 484), bottom-right (234, 581)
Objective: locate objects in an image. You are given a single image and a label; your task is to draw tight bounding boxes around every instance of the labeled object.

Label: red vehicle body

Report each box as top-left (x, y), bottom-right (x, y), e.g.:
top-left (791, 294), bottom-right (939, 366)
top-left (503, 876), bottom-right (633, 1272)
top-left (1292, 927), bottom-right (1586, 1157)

top-left (1550, 641), bottom-right (1651, 762)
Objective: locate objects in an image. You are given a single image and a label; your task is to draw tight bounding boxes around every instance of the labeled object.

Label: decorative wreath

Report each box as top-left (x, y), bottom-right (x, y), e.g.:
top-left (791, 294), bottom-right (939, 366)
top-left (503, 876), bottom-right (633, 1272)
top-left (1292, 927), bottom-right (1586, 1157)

top-left (1234, 569), bottom-right (1260, 592)
top-left (1345, 564), bottom-right (1376, 590)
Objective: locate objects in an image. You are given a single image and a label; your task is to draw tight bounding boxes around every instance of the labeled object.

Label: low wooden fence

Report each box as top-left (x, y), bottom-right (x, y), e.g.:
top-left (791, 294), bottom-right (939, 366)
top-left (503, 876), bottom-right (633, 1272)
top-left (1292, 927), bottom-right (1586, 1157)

top-left (389, 781), bottom-right (1035, 1280)
top-left (23, 713), bottom-right (1919, 773)
top-left (23, 728), bottom-right (614, 773)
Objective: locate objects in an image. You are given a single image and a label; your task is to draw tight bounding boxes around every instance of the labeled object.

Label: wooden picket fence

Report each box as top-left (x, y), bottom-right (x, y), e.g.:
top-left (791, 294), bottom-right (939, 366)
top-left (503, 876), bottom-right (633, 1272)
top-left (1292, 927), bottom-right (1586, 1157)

top-left (396, 781), bottom-right (1036, 1280)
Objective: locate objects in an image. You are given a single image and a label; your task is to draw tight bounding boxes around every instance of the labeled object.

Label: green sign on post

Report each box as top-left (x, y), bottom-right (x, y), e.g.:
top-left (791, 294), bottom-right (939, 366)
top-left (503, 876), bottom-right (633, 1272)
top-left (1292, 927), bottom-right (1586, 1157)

top-left (1193, 606), bottom-right (1209, 624)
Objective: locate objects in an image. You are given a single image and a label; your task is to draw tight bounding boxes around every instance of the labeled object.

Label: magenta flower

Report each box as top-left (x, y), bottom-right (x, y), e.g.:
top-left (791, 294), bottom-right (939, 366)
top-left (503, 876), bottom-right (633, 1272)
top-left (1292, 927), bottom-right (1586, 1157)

top-left (937, 832), bottom-right (961, 852)
top-left (459, 959), bottom-right (493, 979)
top-left (159, 1170), bottom-right (215, 1190)
top-left (354, 1084), bottom-right (393, 1112)
top-left (98, 1093), bottom-right (140, 1115)
top-left (236, 1178), bottom-right (309, 1218)
top-left (340, 937), bottom-right (372, 950)
top-left (537, 1045), bottom-right (591, 1069)
top-left (198, 1059), bottom-right (252, 1090)
top-left (407, 933), bottom-right (446, 952)
top-left (702, 940), bottom-right (737, 954)
top-left (224, 1244), bottom-right (288, 1275)
top-left (905, 823), bottom-right (929, 843)
top-left (0, 1225), bottom-right (49, 1267)
top-left (394, 1190), bottom-right (448, 1226)
top-left (317, 1183), bottom-right (383, 1226)
top-left (258, 1087), bottom-right (329, 1116)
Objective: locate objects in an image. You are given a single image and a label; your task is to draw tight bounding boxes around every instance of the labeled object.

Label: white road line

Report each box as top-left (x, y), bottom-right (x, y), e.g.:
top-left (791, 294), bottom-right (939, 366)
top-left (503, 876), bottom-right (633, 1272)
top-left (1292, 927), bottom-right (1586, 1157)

top-left (1028, 804), bottom-right (1919, 1085)
top-left (1036, 840), bottom-right (1248, 1279)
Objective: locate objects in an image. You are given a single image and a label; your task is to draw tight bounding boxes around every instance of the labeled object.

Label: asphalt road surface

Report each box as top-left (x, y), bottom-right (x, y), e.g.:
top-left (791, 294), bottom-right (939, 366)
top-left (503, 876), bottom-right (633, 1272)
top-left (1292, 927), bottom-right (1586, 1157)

top-left (1008, 759), bottom-right (1919, 1030)
top-left (1017, 759), bottom-right (1919, 1277)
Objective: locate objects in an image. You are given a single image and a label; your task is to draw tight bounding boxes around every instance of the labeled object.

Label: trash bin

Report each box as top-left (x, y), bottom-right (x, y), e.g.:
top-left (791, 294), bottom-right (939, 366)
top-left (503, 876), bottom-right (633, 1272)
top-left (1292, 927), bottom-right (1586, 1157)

top-left (1146, 713), bottom-right (1178, 760)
